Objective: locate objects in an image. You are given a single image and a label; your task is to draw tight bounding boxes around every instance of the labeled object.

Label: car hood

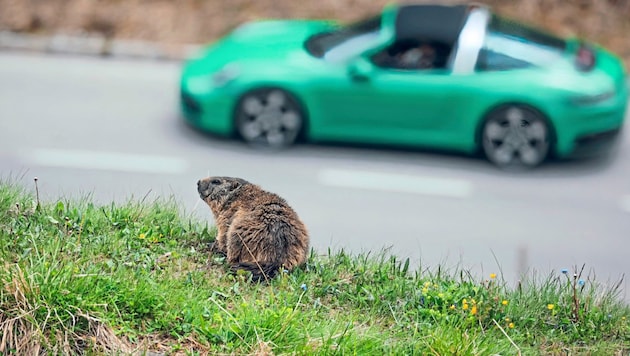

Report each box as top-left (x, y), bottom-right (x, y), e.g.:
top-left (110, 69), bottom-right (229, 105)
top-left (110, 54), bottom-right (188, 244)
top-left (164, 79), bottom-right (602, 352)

top-left (185, 20), bottom-right (335, 75)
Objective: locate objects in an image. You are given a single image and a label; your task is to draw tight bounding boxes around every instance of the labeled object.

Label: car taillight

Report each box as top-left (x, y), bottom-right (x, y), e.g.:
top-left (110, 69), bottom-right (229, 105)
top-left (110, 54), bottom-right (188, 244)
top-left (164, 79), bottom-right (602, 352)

top-left (575, 43), bottom-right (596, 71)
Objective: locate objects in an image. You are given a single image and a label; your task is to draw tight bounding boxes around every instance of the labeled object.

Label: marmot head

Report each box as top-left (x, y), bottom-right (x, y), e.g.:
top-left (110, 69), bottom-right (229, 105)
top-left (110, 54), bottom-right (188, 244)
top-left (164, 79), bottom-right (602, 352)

top-left (197, 176), bottom-right (250, 207)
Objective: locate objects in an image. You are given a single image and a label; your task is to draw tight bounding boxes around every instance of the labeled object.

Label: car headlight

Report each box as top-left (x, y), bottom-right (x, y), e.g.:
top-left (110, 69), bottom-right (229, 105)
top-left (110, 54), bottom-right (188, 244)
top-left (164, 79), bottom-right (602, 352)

top-left (569, 90), bottom-right (615, 106)
top-left (212, 63), bottom-right (240, 87)
top-left (185, 64), bottom-right (240, 94)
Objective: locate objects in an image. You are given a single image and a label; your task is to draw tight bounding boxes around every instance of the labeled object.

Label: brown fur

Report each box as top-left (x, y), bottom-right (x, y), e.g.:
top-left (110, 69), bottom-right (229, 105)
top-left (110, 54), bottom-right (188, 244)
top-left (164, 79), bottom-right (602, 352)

top-left (197, 176), bottom-right (309, 281)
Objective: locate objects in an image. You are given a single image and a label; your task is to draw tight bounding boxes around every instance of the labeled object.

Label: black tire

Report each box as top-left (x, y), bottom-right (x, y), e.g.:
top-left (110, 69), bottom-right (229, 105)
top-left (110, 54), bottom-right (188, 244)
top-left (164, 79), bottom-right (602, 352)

top-left (235, 88), bottom-right (304, 148)
top-left (481, 105), bottom-right (552, 169)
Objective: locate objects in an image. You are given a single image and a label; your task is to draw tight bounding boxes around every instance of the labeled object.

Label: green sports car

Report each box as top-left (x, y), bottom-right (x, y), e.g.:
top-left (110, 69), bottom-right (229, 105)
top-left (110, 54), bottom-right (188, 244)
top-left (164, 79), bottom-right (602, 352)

top-left (180, 3), bottom-right (628, 169)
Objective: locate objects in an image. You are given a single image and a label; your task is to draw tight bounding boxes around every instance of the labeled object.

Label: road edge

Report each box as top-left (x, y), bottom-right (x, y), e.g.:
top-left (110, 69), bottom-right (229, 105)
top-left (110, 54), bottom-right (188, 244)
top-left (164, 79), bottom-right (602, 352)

top-left (0, 30), bottom-right (201, 61)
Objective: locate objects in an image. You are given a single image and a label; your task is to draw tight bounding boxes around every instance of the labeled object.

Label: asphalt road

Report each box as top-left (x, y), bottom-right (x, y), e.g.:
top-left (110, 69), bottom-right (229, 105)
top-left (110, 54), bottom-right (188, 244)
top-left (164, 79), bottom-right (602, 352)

top-left (1, 52), bottom-right (629, 295)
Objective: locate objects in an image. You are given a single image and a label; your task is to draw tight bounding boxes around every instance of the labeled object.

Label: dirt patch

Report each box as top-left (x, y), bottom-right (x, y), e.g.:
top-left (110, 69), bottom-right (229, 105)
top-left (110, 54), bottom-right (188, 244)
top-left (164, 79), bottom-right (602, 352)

top-left (1, 0), bottom-right (629, 66)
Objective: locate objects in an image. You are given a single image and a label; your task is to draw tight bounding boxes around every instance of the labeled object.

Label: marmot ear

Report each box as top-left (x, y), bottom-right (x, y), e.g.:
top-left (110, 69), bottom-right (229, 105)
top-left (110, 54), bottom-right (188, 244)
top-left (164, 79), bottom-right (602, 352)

top-left (230, 179), bottom-right (243, 190)
top-left (235, 178), bottom-right (249, 187)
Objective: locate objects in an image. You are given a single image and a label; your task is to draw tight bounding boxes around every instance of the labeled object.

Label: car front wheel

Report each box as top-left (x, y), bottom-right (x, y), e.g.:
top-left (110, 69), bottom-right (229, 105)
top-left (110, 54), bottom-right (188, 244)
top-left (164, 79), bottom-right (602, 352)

top-left (481, 106), bottom-right (551, 169)
top-left (235, 88), bottom-right (304, 148)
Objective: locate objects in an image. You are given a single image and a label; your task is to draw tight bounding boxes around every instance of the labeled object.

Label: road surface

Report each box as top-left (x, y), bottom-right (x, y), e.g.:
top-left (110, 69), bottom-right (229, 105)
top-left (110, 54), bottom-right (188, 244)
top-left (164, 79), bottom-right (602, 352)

top-left (1, 52), bottom-right (628, 295)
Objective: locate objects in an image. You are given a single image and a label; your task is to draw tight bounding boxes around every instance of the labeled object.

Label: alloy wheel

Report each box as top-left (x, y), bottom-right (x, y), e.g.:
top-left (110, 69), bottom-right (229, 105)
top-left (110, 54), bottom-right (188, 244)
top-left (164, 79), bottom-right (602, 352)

top-left (482, 106), bottom-right (550, 169)
top-left (236, 89), bottom-right (303, 148)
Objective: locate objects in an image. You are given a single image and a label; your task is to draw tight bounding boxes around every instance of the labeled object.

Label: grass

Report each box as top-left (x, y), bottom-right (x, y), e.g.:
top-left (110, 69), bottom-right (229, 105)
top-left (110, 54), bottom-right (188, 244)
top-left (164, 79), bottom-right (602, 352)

top-left (1, 180), bottom-right (629, 355)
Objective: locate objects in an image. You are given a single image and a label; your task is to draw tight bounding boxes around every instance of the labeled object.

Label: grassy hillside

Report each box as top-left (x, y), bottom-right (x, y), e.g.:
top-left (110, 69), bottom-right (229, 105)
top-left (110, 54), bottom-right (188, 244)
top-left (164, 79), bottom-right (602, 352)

top-left (1, 0), bottom-right (629, 66)
top-left (1, 180), bottom-right (629, 354)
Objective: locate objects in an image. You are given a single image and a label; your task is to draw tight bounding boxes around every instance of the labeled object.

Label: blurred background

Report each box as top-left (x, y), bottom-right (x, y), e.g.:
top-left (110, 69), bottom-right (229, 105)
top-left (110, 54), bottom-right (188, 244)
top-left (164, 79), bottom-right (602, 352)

top-left (1, 0), bottom-right (629, 296)
top-left (1, 0), bottom-right (630, 66)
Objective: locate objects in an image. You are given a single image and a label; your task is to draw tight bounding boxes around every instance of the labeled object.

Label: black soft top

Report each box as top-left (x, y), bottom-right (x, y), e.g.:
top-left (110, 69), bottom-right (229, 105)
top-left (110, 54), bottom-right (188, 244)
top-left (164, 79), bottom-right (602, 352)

top-left (395, 4), bottom-right (470, 46)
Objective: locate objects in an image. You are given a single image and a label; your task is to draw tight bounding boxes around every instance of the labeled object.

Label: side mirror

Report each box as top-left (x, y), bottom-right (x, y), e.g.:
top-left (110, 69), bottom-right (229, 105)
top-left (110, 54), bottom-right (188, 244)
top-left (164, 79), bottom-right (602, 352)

top-left (347, 58), bottom-right (373, 83)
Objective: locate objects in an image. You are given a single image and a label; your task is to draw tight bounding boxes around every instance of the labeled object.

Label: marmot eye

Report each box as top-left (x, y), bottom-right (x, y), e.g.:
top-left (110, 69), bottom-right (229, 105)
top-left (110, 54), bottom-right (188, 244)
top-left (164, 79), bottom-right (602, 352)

top-left (210, 179), bottom-right (221, 185)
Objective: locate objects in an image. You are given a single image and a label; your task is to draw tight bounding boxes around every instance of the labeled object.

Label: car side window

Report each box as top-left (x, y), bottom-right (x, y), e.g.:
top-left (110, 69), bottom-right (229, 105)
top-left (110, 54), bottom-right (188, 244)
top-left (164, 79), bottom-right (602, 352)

top-left (475, 27), bottom-right (564, 72)
top-left (476, 49), bottom-right (532, 71)
top-left (371, 40), bottom-right (450, 71)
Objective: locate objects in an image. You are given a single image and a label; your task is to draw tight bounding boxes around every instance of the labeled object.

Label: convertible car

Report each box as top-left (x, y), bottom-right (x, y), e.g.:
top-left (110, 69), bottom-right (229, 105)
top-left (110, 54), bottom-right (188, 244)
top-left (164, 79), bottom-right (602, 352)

top-left (180, 3), bottom-right (627, 169)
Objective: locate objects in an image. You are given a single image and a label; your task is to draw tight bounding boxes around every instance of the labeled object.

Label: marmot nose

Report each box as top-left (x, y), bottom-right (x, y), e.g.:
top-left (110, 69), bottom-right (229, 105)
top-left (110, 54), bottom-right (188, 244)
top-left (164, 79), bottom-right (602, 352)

top-left (197, 179), bottom-right (206, 193)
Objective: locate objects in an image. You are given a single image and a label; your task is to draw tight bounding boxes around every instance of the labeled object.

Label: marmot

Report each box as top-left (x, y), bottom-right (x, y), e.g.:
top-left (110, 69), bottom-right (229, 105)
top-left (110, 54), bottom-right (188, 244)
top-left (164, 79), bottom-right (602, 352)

top-left (197, 176), bottom-right (309, 281)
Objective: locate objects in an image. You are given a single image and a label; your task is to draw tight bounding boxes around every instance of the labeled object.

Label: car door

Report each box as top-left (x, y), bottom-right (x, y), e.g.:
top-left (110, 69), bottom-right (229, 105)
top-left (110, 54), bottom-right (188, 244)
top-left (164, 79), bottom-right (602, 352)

top-left (358, 66), bottom-right (458, 146)
top-left (311, 44), bottom-right (466, 148)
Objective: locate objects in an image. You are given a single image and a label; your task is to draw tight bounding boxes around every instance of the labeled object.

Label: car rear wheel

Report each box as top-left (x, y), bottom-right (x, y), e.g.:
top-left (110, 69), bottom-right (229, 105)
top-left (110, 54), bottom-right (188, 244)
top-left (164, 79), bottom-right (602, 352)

top-left (235, 88), bottom-right (304, 148)
top-left (481, 106), bottom-right (551, 169)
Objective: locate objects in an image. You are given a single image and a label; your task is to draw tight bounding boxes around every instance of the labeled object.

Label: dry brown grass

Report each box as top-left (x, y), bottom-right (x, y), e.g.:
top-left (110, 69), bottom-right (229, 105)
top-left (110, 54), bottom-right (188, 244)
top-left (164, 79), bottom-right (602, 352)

top-left (0, 264), bottom-right (131, 355)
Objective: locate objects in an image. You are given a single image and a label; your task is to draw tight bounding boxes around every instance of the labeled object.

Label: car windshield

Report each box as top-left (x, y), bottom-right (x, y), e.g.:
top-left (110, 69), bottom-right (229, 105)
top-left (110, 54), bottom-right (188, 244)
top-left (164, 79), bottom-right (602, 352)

top-left (477, 15), bottom-right (566, 71)
top-left (305, 15), bottom-right (382, 60)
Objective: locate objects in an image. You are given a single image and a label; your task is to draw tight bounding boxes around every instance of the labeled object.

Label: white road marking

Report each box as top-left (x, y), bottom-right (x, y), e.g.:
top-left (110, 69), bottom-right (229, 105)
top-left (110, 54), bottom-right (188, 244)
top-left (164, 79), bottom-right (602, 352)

top-left (318, 168), bottom-right (473, 198)
top-left (621, 195), bottom-right (630, 213)
top-left (25, 148), bottom-right (188, 174)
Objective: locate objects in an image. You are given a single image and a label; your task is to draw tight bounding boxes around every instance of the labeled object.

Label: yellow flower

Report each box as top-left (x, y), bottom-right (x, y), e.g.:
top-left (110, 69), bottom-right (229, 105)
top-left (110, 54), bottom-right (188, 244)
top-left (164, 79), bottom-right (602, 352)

top-left (462, 303), bottom-right (469, 310)
top-left (138, 233), bottom-right (146, 240)
top-left (547, 304), bottom-right (555, 310)
top-left (424, 281), bottom-right (431, 287)
top-left (422, 288), bottom-right (428, 294)
top-left (471, 305), bottom-right (477, 315)
top-left (490, 273), bottom-right (497, 279)
top-left (508, 322), bottom-right (515, 329)
top-left (449, 304), bottom-right (456, 310)
top-left (505, 317), bottom-right (511, 322)
top-left (502, 300), bottom-right (509, 306)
